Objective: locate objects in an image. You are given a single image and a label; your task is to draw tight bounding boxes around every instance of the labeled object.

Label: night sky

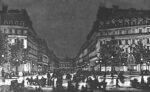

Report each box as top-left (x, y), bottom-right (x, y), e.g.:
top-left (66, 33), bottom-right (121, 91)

top-left (1, 0), bottom-right (150, 59)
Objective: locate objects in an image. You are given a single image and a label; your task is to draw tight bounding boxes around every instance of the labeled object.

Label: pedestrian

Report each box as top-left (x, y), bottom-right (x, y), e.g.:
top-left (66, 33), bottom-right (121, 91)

top-left (21, 80), bottom-right (24, 88)
top-left (38, 86), bottom-right (42, 92)
top-left (47, 78), bottom-right (50, 86)
top-left (35, 76), bottom-right (39, 85)
top-left (47, 72), bottom-right (50, 79)
top-left (30, 77), bottom-right (33, 85)
top-left (81, 86), bottom-right (86, 92)
top-left (43, 77), bottom-right (47, 87)
top-left (2, 69), bottom-right (4, 77)
top-left (75, 82), bottom-right (79, 90)
top-left (26, 77), bottom-right (29, 85)
top-left (116, 77), bottom-right (120, 87)
top-left (35, 87), bottom-right (38, 92)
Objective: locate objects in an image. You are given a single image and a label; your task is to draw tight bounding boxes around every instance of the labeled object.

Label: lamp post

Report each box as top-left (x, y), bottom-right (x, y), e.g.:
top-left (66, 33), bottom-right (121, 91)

top-left (1, 55), bottom-right (4, 77)
top-left (95, 59), bottom-right (102, 71)
top-left (148, 62), bottom-right (150, 71)
top-left (140, 58), bottom-right (143, 72)
top-left (22, 60), bottom-right (25, 86)
top-left (2, 54), bottom-right (4, 58)
top-left (33, 63), bottom-right (34, 74)
top-left (23, 61), bottom-right (25, 76)
top-left (111, 56), bottom-right (114, 77)
top-left (16, 59), bottom-right (19, 76)
top-left (140, 58), bottom-right (144, 86)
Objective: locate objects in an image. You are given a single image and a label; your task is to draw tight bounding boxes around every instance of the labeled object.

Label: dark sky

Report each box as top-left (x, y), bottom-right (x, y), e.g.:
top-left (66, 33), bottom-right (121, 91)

top-left (1, 0), bottom-right (150, 59)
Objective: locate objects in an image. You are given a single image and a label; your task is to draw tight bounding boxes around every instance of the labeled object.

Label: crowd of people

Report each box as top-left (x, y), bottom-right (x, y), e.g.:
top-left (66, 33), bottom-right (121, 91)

top-left (7, 70), bottom-right (135, 92)
top-left (26, 72), bottom-right (56, 87)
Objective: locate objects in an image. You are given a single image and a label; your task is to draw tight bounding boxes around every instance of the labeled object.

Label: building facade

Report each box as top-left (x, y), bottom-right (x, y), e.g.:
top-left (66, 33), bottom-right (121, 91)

top-left (76, 6), bottom-right (150, 72)
top-left (37, 38), bottom-right (49, 74)
top-left (58, 57), bottom-right (75, 74)
top-left (0, 5), bottom-right (57, 76)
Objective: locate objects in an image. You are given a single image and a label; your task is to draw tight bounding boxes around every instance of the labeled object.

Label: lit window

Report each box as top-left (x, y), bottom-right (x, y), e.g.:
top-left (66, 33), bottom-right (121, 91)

top-left (12, 29), bottom-right (15, 34)
top-left (23, 30), bottom-right (27, 34)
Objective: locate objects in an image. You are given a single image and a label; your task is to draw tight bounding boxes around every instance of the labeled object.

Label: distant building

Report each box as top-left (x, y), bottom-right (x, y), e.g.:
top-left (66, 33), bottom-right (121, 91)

top-left (76, 5), bottom-right (150, 72)
top-left (37, 39), bottom-right (49, 74)
top-left (58, 57), bottom-right (75, 74)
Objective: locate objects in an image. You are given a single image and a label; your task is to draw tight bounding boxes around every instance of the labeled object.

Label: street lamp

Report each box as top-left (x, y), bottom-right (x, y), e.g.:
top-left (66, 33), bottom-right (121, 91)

top-left (95, 59), bottom-right (102, 72)
top-left (2, 55), bottom-right (4, 58)
top-left (140, 58), bottom-right (144, 86)
top-left (147, 62), bottom-right (150, 71)
top-left (122, 63), bottom-right (125, 71)
top-left (16, 59), bottom-right (19, 76)
top-left (140, 58), bottom-right (143, 73)
top-left (111, 56), bottom-right (114, 77)
top-left (23, 61), bottom-right (25, 76)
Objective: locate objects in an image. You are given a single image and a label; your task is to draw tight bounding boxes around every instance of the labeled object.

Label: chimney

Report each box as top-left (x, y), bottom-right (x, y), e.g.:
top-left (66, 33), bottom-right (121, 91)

top-left (2, 4), bottom-right (8, 13)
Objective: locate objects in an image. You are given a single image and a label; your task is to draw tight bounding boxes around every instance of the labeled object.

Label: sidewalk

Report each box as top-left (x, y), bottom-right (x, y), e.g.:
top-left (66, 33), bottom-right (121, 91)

top-left (106, 87), bottom-right (149, 92)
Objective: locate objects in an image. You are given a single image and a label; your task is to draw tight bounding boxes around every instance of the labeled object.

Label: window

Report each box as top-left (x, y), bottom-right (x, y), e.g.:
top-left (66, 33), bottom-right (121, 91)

top-left (125, 39), bottom-right (128, 45)
top-left (23, 30), bottom-right (27, 34)
top-left (119, 40), bottom-right (122, 45)
top-left (15, 39), bottom-right (17, 43)
top-left (119, 30), bottom-right (122, 35)
top-left (17, 30), bottom-right (21, 34)
top-left (147, 28), bottom-right (150, 32)
top-left (147, 46), bottom-right (149, 50)
top-left (100, 41), bottom-right (102, 45)
top-left (132, 39), bottom-right (135, 44)
top-left (21, 39), bottom-right (24, 44)
top-left (12, 29), bottom-right (15, 34)
top-left (3, 29), bottom-right (6, 33)
top-left (4, 20), bottom-right (8, 25)
top-left (125, 30), bottom-right (129, 34)
top-left (147, 38), bottom-right (150, 44)
top-left (126, 48), bottom-right (128, 53)
top-left (132, 29), bottom-right (135, 34)
top-left (139, 29), bottom-right (142, 33)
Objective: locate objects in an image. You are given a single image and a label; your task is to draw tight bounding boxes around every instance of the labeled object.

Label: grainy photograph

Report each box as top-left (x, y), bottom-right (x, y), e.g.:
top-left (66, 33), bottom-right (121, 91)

top-left (0, 0), bottom-right (150, 92)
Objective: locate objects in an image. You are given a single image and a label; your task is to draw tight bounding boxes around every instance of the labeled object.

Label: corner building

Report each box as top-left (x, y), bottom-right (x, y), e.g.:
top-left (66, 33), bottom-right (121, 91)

top-left (76, 6), bottom-right (150, 72)
top-left (0, 5), bottom-right (46, 75)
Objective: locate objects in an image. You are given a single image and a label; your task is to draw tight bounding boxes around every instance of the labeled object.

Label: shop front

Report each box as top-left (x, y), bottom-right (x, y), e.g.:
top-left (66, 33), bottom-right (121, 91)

top-left (37, 62), bottom-right (48, 74)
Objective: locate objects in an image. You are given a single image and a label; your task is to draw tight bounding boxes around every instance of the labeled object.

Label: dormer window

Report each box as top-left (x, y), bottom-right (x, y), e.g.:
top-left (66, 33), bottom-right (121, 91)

top-left (106, 21), bottom-right (110, 25)
top-left (138, 18), bottom-right (143, 25)
top-left (146, 17), bottom-right (150, 24)
top-left (118, 19), bottom-right (123, 26)
top-left (147, 28), bottom-right (150, 32)
top-left (131, 18), bottom-right (137, 26)
top-left (111, 19), bottom-right (116, 25)
top-left (139, 29), bottom-right (142, 33)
